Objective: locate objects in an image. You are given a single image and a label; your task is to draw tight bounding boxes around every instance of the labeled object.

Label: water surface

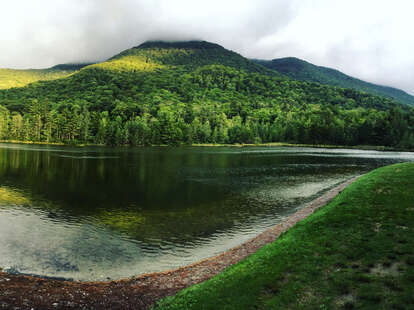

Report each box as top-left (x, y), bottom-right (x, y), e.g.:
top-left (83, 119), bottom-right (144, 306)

top-left (0, 143), bottom-right (412, 280)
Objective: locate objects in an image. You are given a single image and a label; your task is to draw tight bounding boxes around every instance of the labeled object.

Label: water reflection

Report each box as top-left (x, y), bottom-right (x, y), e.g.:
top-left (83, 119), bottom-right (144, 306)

top-left (0, 143), bottom-right (413, 280)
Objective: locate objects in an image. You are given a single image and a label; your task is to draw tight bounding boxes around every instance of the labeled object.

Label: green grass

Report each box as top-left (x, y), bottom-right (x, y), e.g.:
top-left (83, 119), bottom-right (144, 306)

top-left (155, 162), bottom-right (414, 310)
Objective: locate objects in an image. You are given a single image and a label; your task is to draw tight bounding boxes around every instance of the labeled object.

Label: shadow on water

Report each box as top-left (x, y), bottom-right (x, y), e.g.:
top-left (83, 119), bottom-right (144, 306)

top-left (0, 143), bottom-right (413, 280)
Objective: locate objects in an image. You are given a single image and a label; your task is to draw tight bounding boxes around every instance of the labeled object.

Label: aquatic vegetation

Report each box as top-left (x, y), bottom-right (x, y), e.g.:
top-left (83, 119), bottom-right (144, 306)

top-left (0, 187), bottom-right (30, 205)
top-left (93, 203), bottom-right (252, 244)
top-left (95, 210), bottom-right (146, 233)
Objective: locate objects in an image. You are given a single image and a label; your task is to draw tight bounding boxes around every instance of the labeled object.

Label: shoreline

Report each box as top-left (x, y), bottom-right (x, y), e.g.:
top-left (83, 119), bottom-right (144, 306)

top-left (155, 163), bottom-right (414, 309)
top-left (0, 176), bottom-right (360, 310)
top-left (0, 139), bottom-right (412, 152)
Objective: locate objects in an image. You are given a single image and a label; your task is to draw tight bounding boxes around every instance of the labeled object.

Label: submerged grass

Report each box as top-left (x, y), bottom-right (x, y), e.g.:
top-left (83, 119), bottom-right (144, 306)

top-left (0, 187), bottom-right (30, 205)
top-left (155, 162), bottom-right (414, 309)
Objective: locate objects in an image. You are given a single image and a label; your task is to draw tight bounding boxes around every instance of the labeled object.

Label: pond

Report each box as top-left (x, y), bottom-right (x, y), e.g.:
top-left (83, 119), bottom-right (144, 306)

top-left (0, 143), bottom-right (413, 281)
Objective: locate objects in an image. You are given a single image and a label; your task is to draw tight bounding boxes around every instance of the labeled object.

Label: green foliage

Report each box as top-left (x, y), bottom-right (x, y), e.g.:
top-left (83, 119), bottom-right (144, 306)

top-left (254, 57), bottom-right (414, 106)
top-left (0, 41), bottom-right (412, 148)
top-left (155, 162), bottom-right (414, 309)
top-left (89, 56), bottom-right (164, 72)
top-left (112, 41), bottom-right (275, 74)
top-left (0, 64), bottom-right (90, 90)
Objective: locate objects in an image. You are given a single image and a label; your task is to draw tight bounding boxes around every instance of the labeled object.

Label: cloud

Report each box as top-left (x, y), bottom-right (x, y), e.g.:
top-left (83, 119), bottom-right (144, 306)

top-left (0, 0), bottom-right (412, 94)
top-left (0, 0), bottom-right (296, 66)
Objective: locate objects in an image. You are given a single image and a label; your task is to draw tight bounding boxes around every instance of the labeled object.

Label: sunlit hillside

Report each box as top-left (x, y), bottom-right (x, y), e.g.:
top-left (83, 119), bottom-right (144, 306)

top-left (89, 56), bottom-right (164, 72)
top-left (0, 64), bottom-right (91, 90)
top-left (111, 41), bottom-right (275, 74)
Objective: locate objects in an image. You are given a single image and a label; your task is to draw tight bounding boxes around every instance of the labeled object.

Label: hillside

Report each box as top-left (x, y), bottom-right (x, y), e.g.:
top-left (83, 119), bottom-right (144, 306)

top-left (0, 41), bottom-right (413, 148)
top-left (253, 57), bottom-right (414, 106)
top-left (108, 41), bottom-right (275, 74)
top-left (0, 64), bottom-right (91, 90)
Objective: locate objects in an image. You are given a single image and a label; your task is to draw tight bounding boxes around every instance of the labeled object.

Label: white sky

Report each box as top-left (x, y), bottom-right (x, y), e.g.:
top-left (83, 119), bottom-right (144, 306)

top-left (0, 0), bottom-right (413, 94)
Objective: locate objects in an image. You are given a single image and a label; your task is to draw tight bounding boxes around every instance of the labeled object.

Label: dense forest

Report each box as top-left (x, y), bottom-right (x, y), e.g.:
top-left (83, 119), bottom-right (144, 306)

top-left (253, 57), bottom-right (414, 106)
top-left (0, 41), bottom-right (413, 148)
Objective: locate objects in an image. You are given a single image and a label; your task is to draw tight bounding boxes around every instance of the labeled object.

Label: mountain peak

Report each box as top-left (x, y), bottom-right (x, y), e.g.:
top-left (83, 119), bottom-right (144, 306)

top-left (135, 40), bottom-right (224, 50)
top-left (107, 40), bottom-right (273, 75)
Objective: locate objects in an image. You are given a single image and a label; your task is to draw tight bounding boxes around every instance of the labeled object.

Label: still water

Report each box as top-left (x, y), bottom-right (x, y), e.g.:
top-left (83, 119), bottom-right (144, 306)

top-left (0, 143), bottom-right (413, 281)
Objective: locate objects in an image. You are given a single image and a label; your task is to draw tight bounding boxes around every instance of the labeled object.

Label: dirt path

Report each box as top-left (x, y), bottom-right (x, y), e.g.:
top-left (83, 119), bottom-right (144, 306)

top-left (0, 176), bottom-right (360, 310)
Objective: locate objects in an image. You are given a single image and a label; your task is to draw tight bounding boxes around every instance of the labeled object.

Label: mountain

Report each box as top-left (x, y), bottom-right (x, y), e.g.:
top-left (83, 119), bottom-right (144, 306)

top-left (0, 40), bottom-right (412, 149)
top-left (90, 40), bottom-right (275, 74)
top-left (253, 57), bottom-right (414, 106)
top-left (0, 63), bottom-right (91, 90)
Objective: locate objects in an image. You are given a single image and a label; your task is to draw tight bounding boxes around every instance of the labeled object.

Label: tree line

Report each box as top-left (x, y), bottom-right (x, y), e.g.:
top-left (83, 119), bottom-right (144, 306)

top-left (0, 64), bottom-right (413, 148)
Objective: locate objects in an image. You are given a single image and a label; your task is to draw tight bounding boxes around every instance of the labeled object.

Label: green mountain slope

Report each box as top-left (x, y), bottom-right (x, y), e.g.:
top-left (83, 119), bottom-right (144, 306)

top-left (0, 63), bottom-right (91, 90)
top-left (253, 57), bottom-right (414, 106)
top-left (0, 41), bottom-right (413, 148)
top-left (109, 41), bottom-right (275, 74)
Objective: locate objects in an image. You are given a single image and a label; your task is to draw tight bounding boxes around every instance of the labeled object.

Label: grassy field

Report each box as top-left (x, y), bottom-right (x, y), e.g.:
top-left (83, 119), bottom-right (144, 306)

top-left (155, 162), bottom-right (414, 310)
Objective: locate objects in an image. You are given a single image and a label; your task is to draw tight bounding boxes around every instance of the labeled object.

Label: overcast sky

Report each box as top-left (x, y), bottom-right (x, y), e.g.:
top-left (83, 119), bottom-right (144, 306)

top-left (1, 0), bottom-right (413, 94)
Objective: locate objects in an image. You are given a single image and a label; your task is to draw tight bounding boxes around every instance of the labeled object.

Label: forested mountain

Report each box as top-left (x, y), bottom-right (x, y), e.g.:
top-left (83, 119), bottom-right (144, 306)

top-left (110, 41), bottom-right (276, 74)
top-left (0, 64), bottom-right (91, 90)
top-left (0, 41), bottom-right (413, 148)
top-left (253, 57), bottom-right (414, 106)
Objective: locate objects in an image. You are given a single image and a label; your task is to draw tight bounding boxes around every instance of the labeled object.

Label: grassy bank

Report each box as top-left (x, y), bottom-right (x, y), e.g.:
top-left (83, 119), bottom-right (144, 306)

top-left (0, 140), bottom-right (104, 147)
top-left (192, 142), bottom-right (413, 152)
top-left (1, 139), bottom-right (413, 152)
top-left (155, 162), bottom-right (414, 310)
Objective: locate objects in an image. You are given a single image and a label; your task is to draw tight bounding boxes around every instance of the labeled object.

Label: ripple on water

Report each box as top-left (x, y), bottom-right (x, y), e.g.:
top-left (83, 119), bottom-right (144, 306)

top-left (0, 145), bottom-right (413, 280)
